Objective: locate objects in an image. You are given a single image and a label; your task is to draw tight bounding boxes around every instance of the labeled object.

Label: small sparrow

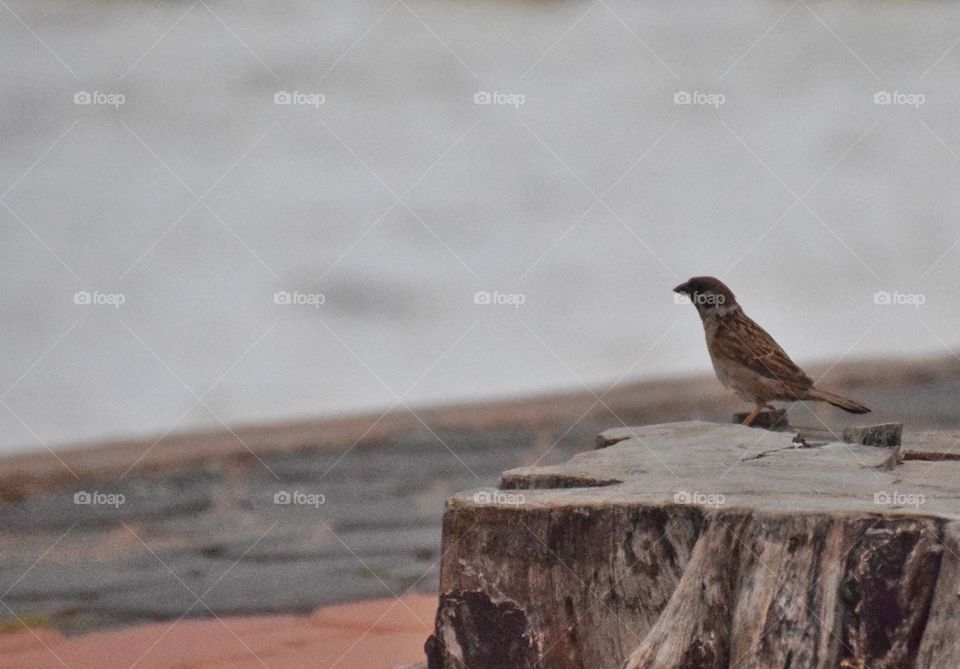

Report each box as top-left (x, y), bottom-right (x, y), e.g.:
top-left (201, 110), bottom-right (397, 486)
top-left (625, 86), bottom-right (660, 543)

top-left (673, 276), bottom-right (870, 426)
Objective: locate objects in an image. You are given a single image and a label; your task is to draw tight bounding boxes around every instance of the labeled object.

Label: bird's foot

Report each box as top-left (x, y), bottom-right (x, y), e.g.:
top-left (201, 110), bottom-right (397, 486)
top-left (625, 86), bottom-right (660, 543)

top-left (741, 405), bottom-right (776, 427)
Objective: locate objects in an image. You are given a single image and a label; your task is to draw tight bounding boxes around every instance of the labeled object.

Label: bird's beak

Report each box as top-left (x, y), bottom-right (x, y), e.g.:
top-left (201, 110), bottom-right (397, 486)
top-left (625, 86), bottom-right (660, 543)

top-left (673, 281), bottom-right (689, 295)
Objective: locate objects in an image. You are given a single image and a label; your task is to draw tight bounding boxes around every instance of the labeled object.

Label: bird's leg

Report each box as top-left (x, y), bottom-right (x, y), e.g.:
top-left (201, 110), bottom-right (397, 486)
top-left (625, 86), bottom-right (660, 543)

top-left (742, 404), bottom-right (777, 426)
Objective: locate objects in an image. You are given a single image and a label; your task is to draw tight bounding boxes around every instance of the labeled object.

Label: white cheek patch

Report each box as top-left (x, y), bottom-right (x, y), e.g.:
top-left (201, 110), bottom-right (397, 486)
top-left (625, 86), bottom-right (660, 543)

top-left (715, 304), bottom-right (740, 317)
top-left (701, 303), bottom-right (740, 318)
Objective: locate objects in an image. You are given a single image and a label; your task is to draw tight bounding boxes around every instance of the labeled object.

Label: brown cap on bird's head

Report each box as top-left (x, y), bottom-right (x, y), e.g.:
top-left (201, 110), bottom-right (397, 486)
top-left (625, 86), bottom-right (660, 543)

top-left (673, 276), bottom-right (738, 307)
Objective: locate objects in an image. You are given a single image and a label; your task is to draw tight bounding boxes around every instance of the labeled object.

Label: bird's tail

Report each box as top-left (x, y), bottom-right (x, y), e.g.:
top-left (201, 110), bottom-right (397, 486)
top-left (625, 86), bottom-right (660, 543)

top-left (807, 387), bottom-right (871, 414)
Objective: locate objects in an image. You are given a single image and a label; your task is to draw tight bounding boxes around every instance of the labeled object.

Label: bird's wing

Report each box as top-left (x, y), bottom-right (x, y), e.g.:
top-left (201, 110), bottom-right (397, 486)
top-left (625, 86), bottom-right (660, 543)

top-left (715, 313), bottom-right (813, 390)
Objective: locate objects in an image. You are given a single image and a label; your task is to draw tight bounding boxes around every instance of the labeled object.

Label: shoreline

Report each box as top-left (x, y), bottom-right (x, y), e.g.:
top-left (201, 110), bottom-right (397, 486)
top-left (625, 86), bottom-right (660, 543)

top-left (2, 354), bottom-right (956, 500)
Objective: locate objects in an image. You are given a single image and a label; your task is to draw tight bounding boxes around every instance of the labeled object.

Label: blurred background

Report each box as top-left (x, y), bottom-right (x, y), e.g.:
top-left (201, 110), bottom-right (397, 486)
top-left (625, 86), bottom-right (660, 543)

top-left (2, 0), bottom-right (960, 454)
top-left (5, 5), bottom-right (960, 666)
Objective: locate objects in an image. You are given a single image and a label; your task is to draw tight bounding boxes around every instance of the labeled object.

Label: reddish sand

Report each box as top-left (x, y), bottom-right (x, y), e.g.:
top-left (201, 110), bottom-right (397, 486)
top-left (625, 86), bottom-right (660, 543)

top-left (0, 596), bottom-right (434, 669)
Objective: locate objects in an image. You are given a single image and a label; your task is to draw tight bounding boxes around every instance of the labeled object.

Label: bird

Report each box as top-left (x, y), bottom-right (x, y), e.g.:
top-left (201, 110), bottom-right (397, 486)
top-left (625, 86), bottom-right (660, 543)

top-left (673, 276), bottom-right (870, 426)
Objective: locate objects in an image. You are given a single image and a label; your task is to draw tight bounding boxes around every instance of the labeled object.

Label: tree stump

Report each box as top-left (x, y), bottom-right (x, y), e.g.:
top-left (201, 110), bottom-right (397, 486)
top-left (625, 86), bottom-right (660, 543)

top-left (426, 421), bottom-right (960, 669)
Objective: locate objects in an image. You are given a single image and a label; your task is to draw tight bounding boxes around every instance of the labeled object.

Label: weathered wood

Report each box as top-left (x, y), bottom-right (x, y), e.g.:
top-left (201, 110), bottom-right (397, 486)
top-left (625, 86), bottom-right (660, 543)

top-left (605, 417), bottom-right (904, 452)
top-left (901, 430), bottom-right (960, 461)
top-left (915, 521), bottom-right (960, 666)
top-left (842, 422), bottom-right (903, 448)
top-left (427, 422), bottom-right (960, 669)
top-left (728, 410), bottom-right (903, 449)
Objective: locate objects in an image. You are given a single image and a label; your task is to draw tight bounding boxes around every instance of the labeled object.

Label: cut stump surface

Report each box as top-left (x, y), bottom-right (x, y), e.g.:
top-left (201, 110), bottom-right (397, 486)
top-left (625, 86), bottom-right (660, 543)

top-left (427, 421), bottom-right (960, 669)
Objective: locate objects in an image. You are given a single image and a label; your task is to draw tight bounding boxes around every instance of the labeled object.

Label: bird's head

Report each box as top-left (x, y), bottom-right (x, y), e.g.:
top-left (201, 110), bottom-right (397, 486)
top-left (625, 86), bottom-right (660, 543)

top-left (673, 276), bottom-right (739, 319)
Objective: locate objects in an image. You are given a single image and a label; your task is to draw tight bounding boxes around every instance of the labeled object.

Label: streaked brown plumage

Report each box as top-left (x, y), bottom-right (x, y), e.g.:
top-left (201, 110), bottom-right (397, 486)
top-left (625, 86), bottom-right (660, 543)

top-left (674, 276), bottom-right (870, 426)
